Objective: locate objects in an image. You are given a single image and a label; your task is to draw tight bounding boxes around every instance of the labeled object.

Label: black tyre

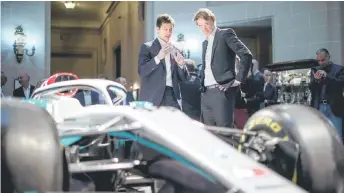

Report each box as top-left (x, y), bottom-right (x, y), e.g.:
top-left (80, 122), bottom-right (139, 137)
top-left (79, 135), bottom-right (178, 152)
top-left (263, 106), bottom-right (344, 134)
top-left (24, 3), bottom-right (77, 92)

top-left (1, 99), bottom-right (65, 192)
top-left (242, 104), bottom-right (344, 193)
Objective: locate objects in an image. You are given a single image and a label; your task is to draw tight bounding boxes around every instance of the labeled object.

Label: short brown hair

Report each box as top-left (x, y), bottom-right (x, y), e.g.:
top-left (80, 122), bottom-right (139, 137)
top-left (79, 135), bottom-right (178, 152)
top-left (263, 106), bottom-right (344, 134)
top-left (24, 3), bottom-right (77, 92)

top-left (156, 14), bottom-right (175, 28)
top-left (193, 8), bottom-right (216, 23)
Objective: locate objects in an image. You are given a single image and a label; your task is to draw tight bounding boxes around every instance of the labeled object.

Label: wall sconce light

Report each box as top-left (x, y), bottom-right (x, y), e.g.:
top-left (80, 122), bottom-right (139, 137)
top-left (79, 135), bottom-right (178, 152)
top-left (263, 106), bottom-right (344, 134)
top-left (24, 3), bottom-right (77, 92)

top-left (13, 26), bottom-right (35, 63)
top-left (64, 1), bottom-right (76, 9)
top-left (177, 33), bottom-right (190, 59)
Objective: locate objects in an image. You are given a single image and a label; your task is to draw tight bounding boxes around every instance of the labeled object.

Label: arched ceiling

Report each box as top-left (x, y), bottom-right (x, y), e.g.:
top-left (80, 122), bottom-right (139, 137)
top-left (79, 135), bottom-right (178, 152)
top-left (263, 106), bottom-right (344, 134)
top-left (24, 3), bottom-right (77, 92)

top-left (51, 1), bottom-right (113, 28)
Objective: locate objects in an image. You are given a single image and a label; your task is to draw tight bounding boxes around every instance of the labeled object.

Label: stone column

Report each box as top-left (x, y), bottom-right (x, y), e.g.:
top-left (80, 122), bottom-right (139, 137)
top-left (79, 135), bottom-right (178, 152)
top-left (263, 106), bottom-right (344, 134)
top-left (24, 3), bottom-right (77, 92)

top-left (44, 1), bottom-right (51, 77)
top-left (144, 1), bottom-right (155, 42)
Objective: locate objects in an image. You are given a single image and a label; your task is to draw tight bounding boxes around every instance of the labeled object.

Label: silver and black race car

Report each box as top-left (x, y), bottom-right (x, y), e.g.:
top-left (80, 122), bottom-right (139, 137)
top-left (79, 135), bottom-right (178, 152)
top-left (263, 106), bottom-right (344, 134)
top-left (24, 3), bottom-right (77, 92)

top-left (2, 97), bottom-right (343, 193)
top-left (1, 70), bottom-right (343, 193)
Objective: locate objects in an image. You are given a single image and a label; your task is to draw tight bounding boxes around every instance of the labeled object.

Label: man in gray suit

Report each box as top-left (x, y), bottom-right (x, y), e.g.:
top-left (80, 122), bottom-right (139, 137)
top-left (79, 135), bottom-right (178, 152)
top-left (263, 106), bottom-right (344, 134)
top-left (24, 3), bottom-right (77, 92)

top-left (138, 14), bottom-right (189, 109)
top-left (194, 8), bottom-right (252, 127)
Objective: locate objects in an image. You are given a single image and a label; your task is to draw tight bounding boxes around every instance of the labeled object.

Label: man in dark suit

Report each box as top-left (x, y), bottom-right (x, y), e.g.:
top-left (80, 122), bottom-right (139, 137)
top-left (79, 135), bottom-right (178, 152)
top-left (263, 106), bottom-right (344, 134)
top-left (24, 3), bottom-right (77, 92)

top-left (241, 60), bottom-right (265, 116)
top-left (138, 14), bottom-right (189, 109)
top-left (74, 90), bottom-right (103, 106)
top-left (310, 48), bottom-right (344, 139)
top-left (262, 68), bottom-right (278, 107)
top-left (13, 72), bottom-right (35, 99)
top-left (193, 8), bottom-right (252, 127)
top-left (179, 59), bottom-right (201, 121)
top-left (115, 77), bottom-right (135, 105)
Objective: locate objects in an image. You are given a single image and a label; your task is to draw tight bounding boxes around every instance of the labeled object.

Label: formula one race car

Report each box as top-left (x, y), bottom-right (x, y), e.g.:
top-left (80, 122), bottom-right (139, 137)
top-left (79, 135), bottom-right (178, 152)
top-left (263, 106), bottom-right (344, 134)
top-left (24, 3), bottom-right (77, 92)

top-left (2, 73), bottom-right (344, 193)
top-left (2, 98), bottom-right (344, 193)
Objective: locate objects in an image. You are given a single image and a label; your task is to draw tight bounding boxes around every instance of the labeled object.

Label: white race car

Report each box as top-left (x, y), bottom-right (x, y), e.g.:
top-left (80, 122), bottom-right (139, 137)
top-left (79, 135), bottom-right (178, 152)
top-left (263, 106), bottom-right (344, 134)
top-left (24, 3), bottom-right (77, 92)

top-left (3, 73), bottom-right (344, 193)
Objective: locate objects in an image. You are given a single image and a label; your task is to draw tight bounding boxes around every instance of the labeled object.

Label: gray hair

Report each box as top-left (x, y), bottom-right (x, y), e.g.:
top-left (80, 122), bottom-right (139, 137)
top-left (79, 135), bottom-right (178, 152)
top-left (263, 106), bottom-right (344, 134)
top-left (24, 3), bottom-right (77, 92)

top-left (316, 48), bottom-right (330, 57)
top-left (115, 77), bottom-right (127, 86)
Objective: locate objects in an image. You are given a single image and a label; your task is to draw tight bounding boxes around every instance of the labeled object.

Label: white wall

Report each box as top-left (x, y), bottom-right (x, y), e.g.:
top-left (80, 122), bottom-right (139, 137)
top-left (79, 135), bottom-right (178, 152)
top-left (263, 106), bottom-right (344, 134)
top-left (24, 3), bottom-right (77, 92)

top-left (146, 1), bottom-right (344, 65)
top-left (1, 1), bottom-right (51, 96)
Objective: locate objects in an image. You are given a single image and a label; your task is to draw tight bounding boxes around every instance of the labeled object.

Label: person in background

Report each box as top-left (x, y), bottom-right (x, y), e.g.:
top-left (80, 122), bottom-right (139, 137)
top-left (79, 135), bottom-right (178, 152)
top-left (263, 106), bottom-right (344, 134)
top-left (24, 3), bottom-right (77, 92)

top-left (74, 87), bottom-right (102, 106)
top-left (1, 71), bottom-right (8, 97)
top-left (13, 72), bottom-right (35, 99)
top-left (310, 48), bottom-right (344, 139)
top-left (115, 77), bottom-right (127, 87)
top-left (262, 68), bottom-right (278, 107)
top-left (71, 75), bottom-right (102, 106)
top-left (241, 59), bottom-right (265, 116)
top-left (115, 77), bottom-right (134, 105)
top-left (179, 59), bottom-right (201, 121)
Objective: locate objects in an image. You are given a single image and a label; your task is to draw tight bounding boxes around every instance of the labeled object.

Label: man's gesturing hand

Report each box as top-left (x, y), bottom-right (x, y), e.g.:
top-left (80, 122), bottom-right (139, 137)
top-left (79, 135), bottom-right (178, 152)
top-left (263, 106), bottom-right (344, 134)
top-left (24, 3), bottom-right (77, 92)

top-left (157, 44), bottom-right (172, 60)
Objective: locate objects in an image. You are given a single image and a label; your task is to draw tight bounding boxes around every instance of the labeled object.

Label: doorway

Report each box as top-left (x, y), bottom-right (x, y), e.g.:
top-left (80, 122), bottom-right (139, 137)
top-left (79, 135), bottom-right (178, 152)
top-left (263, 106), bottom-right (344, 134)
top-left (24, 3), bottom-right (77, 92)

top-left (222, 17), bottom-right (273, 68)
top-left (114, 44), bottom-right (121, 78)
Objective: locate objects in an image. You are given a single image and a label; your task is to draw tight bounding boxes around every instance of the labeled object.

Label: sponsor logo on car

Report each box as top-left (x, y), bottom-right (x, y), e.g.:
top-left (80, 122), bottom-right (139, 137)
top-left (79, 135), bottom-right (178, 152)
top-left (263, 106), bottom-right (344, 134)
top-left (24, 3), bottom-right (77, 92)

top-left (232, 167), bottom-right (269, 178)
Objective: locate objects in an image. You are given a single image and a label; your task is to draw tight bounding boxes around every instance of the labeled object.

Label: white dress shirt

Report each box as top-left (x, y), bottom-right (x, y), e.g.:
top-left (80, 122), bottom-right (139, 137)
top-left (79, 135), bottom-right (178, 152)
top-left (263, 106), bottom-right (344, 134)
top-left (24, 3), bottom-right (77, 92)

top-left (204, 28), bottom-right (218, 87)
top-left (83, 91), bottom-right (92, 106)
top-left (264, 82), bottom-right (268, 92)
top-left (23, 87), bottom-right (31, 99)
top-left (155, 38), bottom-right (173, 87)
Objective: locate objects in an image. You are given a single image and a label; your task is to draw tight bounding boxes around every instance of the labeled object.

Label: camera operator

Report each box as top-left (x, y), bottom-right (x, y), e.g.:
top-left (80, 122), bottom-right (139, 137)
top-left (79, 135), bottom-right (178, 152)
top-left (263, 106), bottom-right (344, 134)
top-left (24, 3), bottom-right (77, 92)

top-left (310, 48), bottom-right (344, 139)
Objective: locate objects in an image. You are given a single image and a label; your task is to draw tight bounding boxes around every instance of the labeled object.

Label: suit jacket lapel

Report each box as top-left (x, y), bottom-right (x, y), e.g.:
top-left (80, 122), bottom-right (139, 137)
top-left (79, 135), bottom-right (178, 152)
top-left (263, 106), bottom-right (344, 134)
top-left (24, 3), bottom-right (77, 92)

top-left (29, 85), bottom-right (35, 97)
top-left (211, 29), bottom-right (220, 65)
top-left (91, 91), bottom-right (97, 103)
top-left (202, 40), bottom-right (207, 70)
top-left (329, 64), bottom-right (337, 77)
top-left (19, 86), bottom-right (25, 97)
top-left (266, 83), bottom-right (271, 93)
top-left (170, 54), bottom-right (175, 75)
top-left (79, 92), bottom-right (86, 106)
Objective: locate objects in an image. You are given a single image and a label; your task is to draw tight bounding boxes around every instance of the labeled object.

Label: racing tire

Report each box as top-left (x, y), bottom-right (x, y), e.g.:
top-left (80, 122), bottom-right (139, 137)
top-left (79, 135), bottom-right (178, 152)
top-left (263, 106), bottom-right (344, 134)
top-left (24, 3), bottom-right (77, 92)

top-left (1, 99), bottom-right (64, 192)
top-left (242, 104), bottom-right (344, 193)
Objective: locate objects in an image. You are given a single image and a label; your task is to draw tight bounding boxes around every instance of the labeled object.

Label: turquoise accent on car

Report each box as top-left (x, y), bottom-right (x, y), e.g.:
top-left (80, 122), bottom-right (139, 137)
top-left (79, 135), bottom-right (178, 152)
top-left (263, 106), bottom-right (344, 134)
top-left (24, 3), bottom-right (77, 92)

top-left (108, 131), bottom-right (216, 183)
top-left (129, 101), bottom-right (154, 109)
top-left (60, 130), bottom-right (215, 183)
top-left (21, 99), bottom-right (48, 109)
top-left (115, 139), bottom-right (126, 149)
top-left (60, 136), bottom-right (82, 147)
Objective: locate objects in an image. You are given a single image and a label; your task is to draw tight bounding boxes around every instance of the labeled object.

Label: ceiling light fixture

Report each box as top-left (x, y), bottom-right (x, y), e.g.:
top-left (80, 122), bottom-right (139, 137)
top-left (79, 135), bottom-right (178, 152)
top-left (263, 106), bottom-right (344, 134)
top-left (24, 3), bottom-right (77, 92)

top-left (64, 1), bottom-right (76, 9)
